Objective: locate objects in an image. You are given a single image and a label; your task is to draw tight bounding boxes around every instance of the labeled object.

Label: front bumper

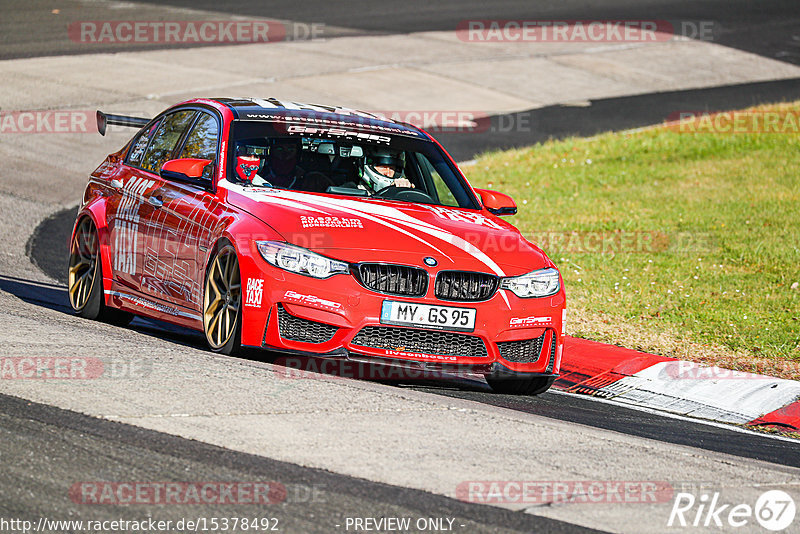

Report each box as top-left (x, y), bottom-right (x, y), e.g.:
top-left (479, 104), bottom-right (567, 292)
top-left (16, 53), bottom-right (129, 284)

top-left (239, 259), bottom-right (565, 376)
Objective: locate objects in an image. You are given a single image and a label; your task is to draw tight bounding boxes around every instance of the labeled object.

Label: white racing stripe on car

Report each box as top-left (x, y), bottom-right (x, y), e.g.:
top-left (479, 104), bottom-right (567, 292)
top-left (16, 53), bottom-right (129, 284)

top-left (222, 181), bottom-right (454, 260)
top-left (285, 194), bottom-right (454, 260)
top-left (277, 192), bottom-right (514, 308)
top-left (219, 180), bottom-right (332, 215)
top-left (249, 98), bottom-right (279, 109)
top-left (283, 192), bottom-right (504, 273)
top-left (221, 181), bottom-right (504, 277)
top-left (218, 182), bottom-right (514, 308)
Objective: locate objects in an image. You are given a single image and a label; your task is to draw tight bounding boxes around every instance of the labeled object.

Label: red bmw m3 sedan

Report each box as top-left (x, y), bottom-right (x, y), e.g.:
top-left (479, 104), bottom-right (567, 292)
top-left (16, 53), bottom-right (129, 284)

top-left (69, 98), bottom-right (565, 395)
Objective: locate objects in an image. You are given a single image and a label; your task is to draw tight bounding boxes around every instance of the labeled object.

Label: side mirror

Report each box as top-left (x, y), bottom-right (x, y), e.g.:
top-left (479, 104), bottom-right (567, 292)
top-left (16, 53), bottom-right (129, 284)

top-left (475, 188), bottom-right (517, 216)
top-left (161, 158), bottom-right (212, 184)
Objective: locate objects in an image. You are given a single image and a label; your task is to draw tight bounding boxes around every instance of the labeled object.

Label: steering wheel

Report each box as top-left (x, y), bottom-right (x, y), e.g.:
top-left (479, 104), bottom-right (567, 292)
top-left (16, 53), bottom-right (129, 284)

top-left (374, 185), bottom-right (435, 203)
top-left (302, 171), bottom-right (335, 191)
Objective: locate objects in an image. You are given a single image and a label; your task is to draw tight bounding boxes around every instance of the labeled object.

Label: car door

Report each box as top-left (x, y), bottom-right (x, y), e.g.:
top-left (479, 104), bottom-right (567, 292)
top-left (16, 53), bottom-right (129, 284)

top-left (110, 109), bottom-right (197, 298)
top-left (107, 118), bottom-right (162, 291)
top-left (144, 110), bottom-right (224, 311)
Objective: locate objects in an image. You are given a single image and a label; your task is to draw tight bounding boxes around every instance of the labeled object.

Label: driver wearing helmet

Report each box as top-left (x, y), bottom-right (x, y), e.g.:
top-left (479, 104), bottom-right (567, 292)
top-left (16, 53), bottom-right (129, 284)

top-left (362, 147), bottom-right (414, 192)
top-left (234, 139), bottom-right (306, 189)
top-left (235, 142), bottom-right (267, 183)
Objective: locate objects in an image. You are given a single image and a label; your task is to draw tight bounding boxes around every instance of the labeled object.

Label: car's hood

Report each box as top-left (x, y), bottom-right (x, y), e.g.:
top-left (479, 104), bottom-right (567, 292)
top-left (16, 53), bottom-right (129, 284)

top-left (220, 181), bottom-right (550, 277)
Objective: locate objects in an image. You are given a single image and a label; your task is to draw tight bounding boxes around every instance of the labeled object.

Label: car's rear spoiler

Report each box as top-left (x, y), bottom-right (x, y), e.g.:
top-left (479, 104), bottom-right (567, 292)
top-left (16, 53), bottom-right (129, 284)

top-left (96, 110), bottom-right (150, 136)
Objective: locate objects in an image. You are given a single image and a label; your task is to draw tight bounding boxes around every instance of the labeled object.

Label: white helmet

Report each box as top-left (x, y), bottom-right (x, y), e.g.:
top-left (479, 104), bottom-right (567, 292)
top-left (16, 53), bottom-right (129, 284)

top-left (363, 147), bottom-right (404, 191)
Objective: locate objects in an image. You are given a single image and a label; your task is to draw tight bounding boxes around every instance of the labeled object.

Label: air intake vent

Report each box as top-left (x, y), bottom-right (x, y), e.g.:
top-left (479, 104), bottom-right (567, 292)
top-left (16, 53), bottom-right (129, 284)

top-left (355, 263), bottom-right (428, 297)
top-left (496, 332), bottom-right (547, 363)
top-left (546, 331), bottom-right (557, 373)
top-left (277, 305), bottom-right (338, 344)
top-left (351, 326), bottom-right (488, 358)
top-left (434, 271), bottom-right (499, 301)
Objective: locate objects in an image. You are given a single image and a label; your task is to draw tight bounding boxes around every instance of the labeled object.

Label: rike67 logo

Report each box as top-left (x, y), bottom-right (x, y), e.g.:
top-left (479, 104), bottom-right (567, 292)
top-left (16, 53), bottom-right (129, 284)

top-left (668, 490), bottom-right (796, 531)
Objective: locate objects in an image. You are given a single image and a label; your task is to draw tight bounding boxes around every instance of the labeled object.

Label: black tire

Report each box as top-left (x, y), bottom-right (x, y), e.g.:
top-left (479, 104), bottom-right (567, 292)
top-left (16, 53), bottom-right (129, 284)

top-left (102, 305), bottom-right (136, 327)
top-left (68, 217), bottom-right (134, 326)
top-left (486, 375), bottom-right (555, 396)
top-left (202, 240), bottom-right (242, 355)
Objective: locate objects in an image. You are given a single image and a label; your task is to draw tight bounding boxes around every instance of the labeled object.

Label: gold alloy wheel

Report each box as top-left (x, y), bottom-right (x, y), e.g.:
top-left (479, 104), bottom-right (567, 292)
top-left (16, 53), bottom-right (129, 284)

top-left (203, 245), bottom-right (241, 349)
top-left (68, 218), bottom-right (98, 311)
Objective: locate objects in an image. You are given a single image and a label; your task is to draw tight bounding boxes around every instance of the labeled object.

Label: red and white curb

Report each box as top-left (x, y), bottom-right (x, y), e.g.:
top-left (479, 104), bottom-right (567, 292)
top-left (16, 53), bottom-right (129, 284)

top-left (555, 337), bottom-right (800, 431)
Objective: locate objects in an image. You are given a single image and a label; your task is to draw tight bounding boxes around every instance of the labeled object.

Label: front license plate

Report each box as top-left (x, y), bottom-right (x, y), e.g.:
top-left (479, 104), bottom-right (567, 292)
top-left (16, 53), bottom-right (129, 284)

top-left (380, 301), bottom-right (476, 332)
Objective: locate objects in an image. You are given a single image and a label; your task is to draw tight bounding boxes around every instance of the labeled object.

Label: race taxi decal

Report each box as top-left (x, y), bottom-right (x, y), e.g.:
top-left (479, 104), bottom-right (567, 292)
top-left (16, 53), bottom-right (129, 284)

top-left (509, 315), bottom-right (553, 328)
top-left (283, 290), bottom-right (341, 310)
top-left (428, 205), bottom-right (504, 230)
top-left (245, 278), bottom-right (265, 308)
top-left (300, 216), bottom-right (363, 229)
top-left (114, 176), bottom-right (157, 275)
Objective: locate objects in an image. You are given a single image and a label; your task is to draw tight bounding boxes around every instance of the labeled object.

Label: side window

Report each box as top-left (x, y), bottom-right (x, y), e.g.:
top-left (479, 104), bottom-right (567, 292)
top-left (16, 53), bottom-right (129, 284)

top-left (415, 153), bottom-right (460, 207)
top-left (140, 110), bottom-right (197, 173)
top-left (180, 113), bottom-right (219, 160)
top-left (179, 113), bottom-right (219, 180)
top-left (127, 120), bottom-right (161, 166)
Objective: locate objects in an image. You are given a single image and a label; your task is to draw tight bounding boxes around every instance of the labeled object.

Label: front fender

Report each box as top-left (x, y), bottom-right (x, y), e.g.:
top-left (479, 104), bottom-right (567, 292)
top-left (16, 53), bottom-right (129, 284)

top-left (204, 214), bottom-right (284, 347)
top-left (72, 197), bottom-right (115, 303)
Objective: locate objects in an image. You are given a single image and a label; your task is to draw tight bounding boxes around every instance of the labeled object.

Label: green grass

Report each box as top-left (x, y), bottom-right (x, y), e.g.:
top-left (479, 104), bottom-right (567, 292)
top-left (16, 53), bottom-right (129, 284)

top-left (463, 102), bottom-right (800, 364)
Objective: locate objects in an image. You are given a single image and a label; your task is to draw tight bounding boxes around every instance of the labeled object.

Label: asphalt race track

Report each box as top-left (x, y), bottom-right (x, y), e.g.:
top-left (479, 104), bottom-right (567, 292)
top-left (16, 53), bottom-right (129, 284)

top-left (3, 1), bottom-right (800, 533)
top-left (5, 0), bottom-right (800, 65)
top-left (0, 393), bottom-right (600, 534)
top-left (22, 209), bottom-right (800, 469)
top-left (4, 2), bottom-right (800, 160)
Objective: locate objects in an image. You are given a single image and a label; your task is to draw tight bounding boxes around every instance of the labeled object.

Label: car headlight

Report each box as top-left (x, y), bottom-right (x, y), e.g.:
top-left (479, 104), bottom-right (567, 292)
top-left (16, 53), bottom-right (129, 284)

top-left (500, 268), bottom-right (560, 298)
top-left (256, 241), bottom-right (349, 279)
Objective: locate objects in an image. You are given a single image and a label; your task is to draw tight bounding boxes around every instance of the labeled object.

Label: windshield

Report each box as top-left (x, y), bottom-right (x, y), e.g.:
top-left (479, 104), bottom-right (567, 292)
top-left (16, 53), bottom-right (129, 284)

top-left (228, 120), bottom-right (479, 208)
